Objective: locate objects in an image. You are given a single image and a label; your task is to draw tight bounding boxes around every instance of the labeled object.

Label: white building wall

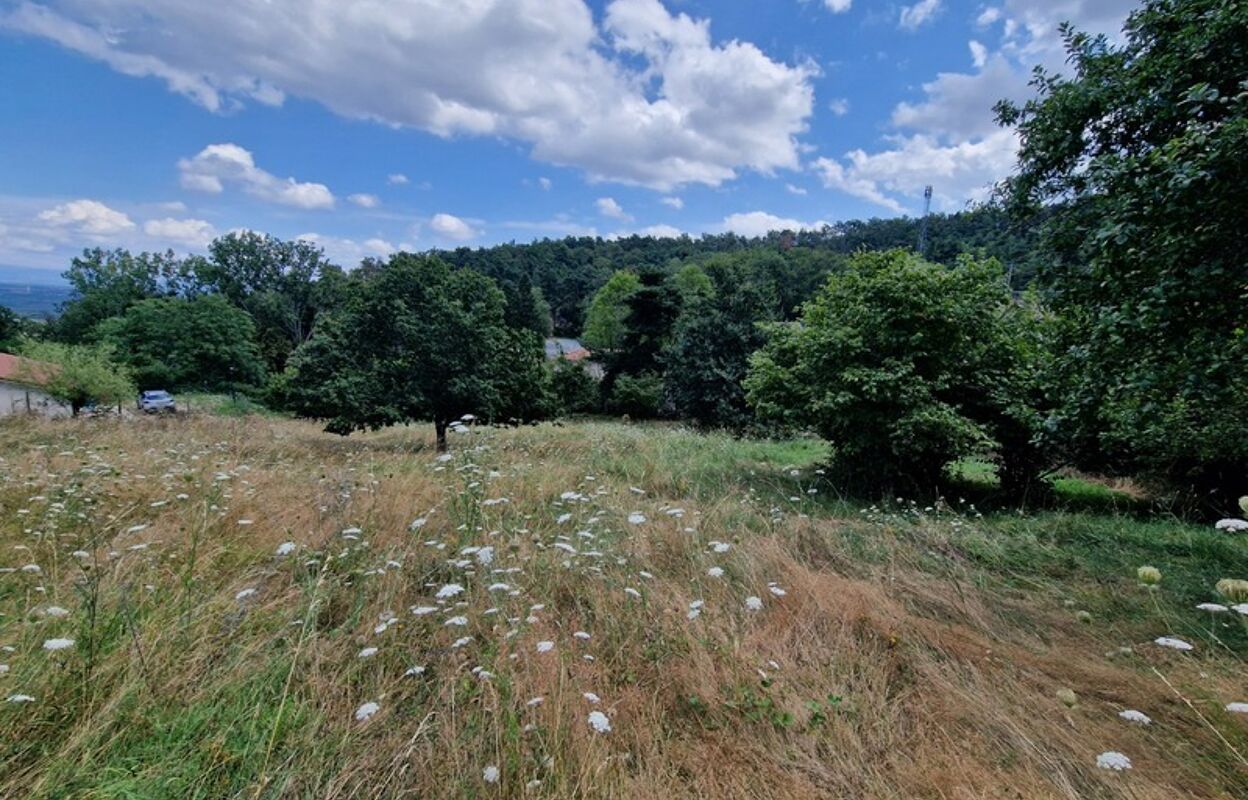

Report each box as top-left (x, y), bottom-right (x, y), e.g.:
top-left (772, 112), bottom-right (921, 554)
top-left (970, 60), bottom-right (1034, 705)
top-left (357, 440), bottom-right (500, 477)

top-left (0, 380), bottom-right (71, 418)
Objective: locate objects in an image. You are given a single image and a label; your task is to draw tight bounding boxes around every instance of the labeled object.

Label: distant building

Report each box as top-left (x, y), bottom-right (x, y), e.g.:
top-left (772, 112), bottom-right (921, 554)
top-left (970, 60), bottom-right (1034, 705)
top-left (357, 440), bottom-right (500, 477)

top-left (544, 338), bottom-right (603, 379)
top-left (0, 352), bottom-right (70, 418)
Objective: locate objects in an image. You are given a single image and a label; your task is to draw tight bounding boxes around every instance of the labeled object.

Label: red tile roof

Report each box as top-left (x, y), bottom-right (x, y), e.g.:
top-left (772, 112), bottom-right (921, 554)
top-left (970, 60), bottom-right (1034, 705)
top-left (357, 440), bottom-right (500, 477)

top-left (0, 352), bottom-right (58, 387)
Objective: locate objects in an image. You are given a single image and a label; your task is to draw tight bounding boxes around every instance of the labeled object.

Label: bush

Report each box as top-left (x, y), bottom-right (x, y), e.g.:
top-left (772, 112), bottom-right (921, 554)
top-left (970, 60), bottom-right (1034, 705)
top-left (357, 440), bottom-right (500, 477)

top-left (746, 250), bottom-right (1048, 498)
top-left (608, 372), bottom-right (664, 419)
top-left (551, 359), bottom-right (600, 415)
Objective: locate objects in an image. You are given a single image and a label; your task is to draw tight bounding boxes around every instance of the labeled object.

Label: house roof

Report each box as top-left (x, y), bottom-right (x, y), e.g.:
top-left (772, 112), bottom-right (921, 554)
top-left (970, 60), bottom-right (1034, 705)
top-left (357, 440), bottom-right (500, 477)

top-left (544, 338), bottom-right (592, 362)
top-left (0, 352), bottom-right (58, 387)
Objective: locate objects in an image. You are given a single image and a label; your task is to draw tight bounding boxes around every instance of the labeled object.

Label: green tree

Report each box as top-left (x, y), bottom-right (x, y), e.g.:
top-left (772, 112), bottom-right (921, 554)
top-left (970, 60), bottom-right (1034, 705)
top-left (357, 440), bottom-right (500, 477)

top-left (665, 260), bottom-right (777, 430)
top-left (280, 254), bottom-right (548, 451)
top-left (996, 0), bottom-right (1248, 509)
top-left (550, 359), bottom-right (600, 415)
top-left (97, 295), bottom-right (266, 393)
top-left (746, 250), bottom-right (1046, 497)
top-left (581, 270), bottom-right (641, 352)
top-left (1, 305), bottom-right (38, 351)
top-left (53, 248), bottom-right (190, 342)
top-left (19, 341), bottom-right (135, 415)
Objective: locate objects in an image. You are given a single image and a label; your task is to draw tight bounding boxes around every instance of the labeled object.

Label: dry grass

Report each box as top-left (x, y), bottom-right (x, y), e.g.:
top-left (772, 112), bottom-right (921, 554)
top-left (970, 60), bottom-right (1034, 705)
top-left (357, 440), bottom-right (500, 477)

top-left (0, 413), bottom-right (1246, 799)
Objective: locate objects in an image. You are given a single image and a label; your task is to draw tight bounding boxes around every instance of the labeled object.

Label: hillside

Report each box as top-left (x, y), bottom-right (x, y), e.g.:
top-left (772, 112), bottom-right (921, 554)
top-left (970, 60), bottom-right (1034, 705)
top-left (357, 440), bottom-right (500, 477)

top-left (1, 414), bottom-right (1247, 798)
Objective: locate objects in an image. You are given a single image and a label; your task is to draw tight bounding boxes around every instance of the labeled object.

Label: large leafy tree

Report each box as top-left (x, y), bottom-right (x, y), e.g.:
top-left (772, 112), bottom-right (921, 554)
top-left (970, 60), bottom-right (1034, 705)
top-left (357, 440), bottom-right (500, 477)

top-left (96, 295), bottom-right (266, 392)
top-left (996, 0), bottom-right (1248, 508)
top-left (53, 248), bottom-right (192, 342)
top-left (581, 270), bottom-right (641, 352)
top-left (746, 251), bottom-right (1046, 498)
top-left (280, 254), bottom-right (548, 450)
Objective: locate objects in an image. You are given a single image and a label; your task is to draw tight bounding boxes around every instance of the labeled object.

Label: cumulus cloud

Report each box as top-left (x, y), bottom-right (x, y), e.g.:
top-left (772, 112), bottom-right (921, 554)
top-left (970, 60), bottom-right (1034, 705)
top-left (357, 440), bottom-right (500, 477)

top-left (899, 0), bottom-right (942, 30)
top-left (785, 183), bottom-right (808, 195)
top-left (38, 199), bottom-right (135, 234)
top-left (827, 97), bottom-right (850, 117)
top-left (143, 217), bottom-right (218, 247)
top-left (720, 211), bottom-right (827, 237)
top-left (660, 196), bottom-right (683, 210)
top-left (537, 177), bottom-right (552, 191)
top-left (813, 0), bottom-right (1135, 213)
top-left (596, 197), bottom-right (632, 221)
top-left (387, 173), bottom-right (409, 185)
top-left (178, 143), bottom-right (335, 209)
top-left (822, 0), bottom-right (852, 12)
top-left (428, 213), bottom-right (478, 242)
top-left (295, 233), bottom-right (396, 265)
top-left (4, 0), bottom-right (816, 191)
top-left (348, 193), bottom-right (380, 208)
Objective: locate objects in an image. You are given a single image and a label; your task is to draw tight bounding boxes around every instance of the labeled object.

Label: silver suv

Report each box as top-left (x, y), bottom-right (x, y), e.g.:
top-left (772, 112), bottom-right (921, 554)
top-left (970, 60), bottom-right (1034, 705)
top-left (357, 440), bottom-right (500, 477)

top-left (138, 390), bottom-right (176, 414)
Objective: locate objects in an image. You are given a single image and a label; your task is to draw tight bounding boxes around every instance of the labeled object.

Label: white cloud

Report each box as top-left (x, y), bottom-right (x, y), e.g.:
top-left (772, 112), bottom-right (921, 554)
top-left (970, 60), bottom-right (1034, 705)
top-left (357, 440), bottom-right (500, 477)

top-left (348, 193), bottom-right (380, 208)
top-left (899, 0), bottom-right (943, 30)
top-left (428, 213), bottom-right (478, 242)
top-left (501, 217), bottom-right (599, 238)
top-left (4, 0), bottom-right (816, 191)
top-left (813, 0), bottom-right (1135, 213)
top-left (968, 40), bottom-right (988, 68)
top-left (38, 199), bottom-right (135, 235)
top-left (827, 97), bottom-right (850, 117)
top-left (596, 197), bottom-right (632, 221)
top-left (387, 173), bottom-right (409, 185)
top-left (660, 196), bottom-right (683, 210)
top-left (537, 177), bottom-right (552, 191)
top-left (178, 143), bottom-right (335, 209)
top-left (296, 233), bottom-right (395, 265)
top-left (612, 223), bottom-right (684, 239)
top-left (822, 0), bottom-right (852, 12)
top-left (720, 211), bottom-right (826, 237)
top-left (143, 217), bottom-right (217, 248)
top-left (785, 183), bottom-right (808, 196)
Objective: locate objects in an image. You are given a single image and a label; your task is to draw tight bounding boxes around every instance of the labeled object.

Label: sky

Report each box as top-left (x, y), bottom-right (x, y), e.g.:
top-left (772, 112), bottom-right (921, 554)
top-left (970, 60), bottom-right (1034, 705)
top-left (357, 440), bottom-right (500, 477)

top-left (0, 0), bottom-right (1141, 275)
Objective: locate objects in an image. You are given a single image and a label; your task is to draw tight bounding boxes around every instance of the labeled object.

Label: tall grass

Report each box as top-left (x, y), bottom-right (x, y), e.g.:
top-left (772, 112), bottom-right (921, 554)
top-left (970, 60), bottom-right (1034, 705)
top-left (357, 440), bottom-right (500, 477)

top-left (1, 415), bottom-right (1245, 798)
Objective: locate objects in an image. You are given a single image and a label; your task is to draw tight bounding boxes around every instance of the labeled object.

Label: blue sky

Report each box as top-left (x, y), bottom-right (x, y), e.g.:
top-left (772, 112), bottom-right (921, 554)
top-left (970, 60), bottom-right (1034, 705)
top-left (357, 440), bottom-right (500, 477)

top-left (0, 0), bottom-right (1139, 274)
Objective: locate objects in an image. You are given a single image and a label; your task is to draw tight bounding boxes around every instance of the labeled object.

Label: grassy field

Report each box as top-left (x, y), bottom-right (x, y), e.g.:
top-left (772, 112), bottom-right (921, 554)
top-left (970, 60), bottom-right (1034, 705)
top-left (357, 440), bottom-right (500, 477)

top-left (1, 413), bottom-right (1247, 798)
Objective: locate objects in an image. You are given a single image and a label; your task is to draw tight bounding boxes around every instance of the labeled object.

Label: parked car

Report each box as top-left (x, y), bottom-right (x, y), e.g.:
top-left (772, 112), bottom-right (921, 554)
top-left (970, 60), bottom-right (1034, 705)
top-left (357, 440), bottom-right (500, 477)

top-left (137, 390), bottom-right (176, 414)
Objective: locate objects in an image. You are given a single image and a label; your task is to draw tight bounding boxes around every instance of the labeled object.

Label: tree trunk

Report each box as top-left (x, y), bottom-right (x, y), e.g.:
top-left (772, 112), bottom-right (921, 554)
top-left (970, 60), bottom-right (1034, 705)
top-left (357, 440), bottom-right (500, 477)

top-left (435, 418), bottom-right (448, 453)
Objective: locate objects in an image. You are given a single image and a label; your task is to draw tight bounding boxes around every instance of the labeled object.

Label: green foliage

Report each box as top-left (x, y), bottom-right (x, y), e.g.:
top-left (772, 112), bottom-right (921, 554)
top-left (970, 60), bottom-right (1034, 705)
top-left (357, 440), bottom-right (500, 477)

top-left (97, 294), bottom-right (266, 392)
top-left (52, 248), bottom-right (194, 343)
top-left (20, 340), bottom-right (135, 414)
top-left (746, 250), bottom-right (1047, 496)
top-left (996, 0), bottom-right (1248, 510)
top-left (664, 259), bottom-right (777, 430)
top-left (608, 372), bottom-right (664, 418)
top-left (0, 304), bottom-right (39, 350)
top-left (279, 254), bottom-right (549, 449)
top-left (550, 359), bottom-right (600, 415)
top-left (581, 270), bottom-right (641, 352)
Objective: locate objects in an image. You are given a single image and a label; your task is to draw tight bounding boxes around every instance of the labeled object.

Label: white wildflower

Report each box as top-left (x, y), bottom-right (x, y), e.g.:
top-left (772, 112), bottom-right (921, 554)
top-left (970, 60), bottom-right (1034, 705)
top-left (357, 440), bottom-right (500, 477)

top-left (1226, 702), bottom-right (1248, 713)
top-left (275, 542), bottom-right (296, 557)
top-left (536, 640), bottom-right (554, 653)
top-left (627, 512), bottom-right (646, 525)
top-left (354, 701), bottom-right (380, 721)
top-left (1095, 751), bottom-right (1132, 771)
top-left (1214, 518), bottom-right (1248, 532)
top-left (1196, 603), bottom-right (1228, 613)
top-left (435, 583), bottom-right (464, 599)
top-left (573, 631), bottom-right (591, 640)
top-left (710, 542), bottom-right (731, 553)
top-left (1118, 709), bottom-right (1151, 725)
top-left (444, 616), bottom-right (468, 627)
top-left (1154, 636), bottom-right (1193, 651)
top-left (768, 585), bottom-right (787, 597)
top-left (411, 605), bottom-right (438, 616)
top-left (624, 587), bottom-right (641, 599)
top-left (483, 765), bottom-right (499, 783)
top-left (409, 517), bottom-right (428, 530)
top-left (707, 567), bottom-right (724, 578)
top-left (358, 647), bottom-right (379, 658)
top-left (451, 636), bottom-right (473, 648)
top-left (20, 564), bottom-right (41, 574)
top-left (744, 596), bottom-right (763, 612)
top-left (527, 696), bottom-right (544, 706)
top-left (404, 665), bottom-right (426, 677)
top-left (6, 694), bottom-right (35, 703)
top-left (588, 710), bottom-right (611, 733)
top-left (44, 606), bottom-right (70, 618)
top-left (583, 692), bottom-right (600, 704)
top-left (235, 588), bottom-right (257, 601)
top-left (42, 638), bottom-right (74, 651)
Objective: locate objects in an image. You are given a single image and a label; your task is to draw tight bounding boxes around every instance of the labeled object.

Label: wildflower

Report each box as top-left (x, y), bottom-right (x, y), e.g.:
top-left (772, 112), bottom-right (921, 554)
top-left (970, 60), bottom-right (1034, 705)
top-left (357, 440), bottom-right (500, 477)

top-left (404, 665), bottom-right (426, 677)
top-left (624, 587), bottom-right (641, 599)
top-left (411, 605), bottom-right (438, 616)
top-left (707, 567), bottom-right (724, 578)
top-left (1196, 603), bottom-right (1228, 613)
top-left (768, 585), bottom-right (787, 598)
top-left (43, 638), bottom-right (74, 651)
top-left (1096, 751), bottom-right (1131, 771)
top-left (687, 600), bottom-right (704, 620)
top-left (275, 542), bottom-right (296, 557)
top-left (527, 696), bottom-right (544, 706)
top-left (237, 519), bottom-right (254, 526)
top-left (354, 701), bottom-right (380, 721)
top-left (488, 583), bottom-right (510, 592)
top-left (409, 517), bottom-right (428, 530)
top-left (435, 583), bottom-right (464, 599)
top-left (1136, 566), bottom-right (1161, 587)
top-left (358, 647), bottom-right (379, 658)
top-left (556, 513), bottom-right (572, 525)
top-left (451, 636), bottom-right (473, 649)
top-left (6, 694), bottom-right (35, 703)
top-left (1076, 610), bottom-right (1093, 624)
top-left (0, 665), bottom-right (7, 675)
top-left (583, 692), bottom-right (601, 704)
top-left (1214, 518), bottom-right (1248, 532)
top-left (1056, 688), bottom-right (1078, 708)
top-left (627, 512), bottom-right (646, 525)
top-left (1154, 636), bottom-right (1193, 651)
top-left (20, 564), bottom-right (41, 574)
top-left (235, 588), bottom-right (257, 601)
top-left (1225, 702), bottom-right (1248, 713)
top-left (536, 641), bottom-right (554, 653)
top-left (1234, 604), bottom-right (1248, 615)
top-left (1118, 709), bottom-right (1151, 725)
top-left (710, 542), bottom-right (731, 553)
top-left (588, 710), bottom-right (611, 733)
top-left (744, 596), bottom-right (763, 612)
top-left (483, 765), bottom-right (499, 783)
top-left (44, 606), bottom-right (70, 618)
top-left (573, 631), bottom-right (591, 640)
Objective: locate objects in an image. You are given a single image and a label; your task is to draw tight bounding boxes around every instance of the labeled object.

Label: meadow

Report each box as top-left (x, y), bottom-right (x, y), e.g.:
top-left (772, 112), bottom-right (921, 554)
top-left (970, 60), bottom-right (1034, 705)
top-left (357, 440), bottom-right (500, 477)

top-left (1, 412), bottom-right (1246, 799)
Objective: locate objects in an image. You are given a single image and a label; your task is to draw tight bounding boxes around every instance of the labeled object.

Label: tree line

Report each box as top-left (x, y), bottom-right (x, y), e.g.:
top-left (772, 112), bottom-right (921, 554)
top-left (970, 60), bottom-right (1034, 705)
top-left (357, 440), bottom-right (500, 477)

top-left (2, 0), bottom-right (1242, 514)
